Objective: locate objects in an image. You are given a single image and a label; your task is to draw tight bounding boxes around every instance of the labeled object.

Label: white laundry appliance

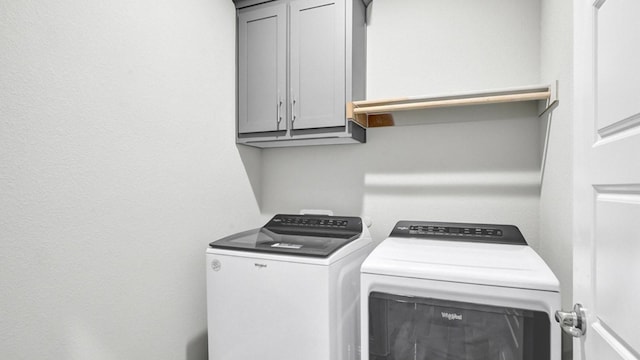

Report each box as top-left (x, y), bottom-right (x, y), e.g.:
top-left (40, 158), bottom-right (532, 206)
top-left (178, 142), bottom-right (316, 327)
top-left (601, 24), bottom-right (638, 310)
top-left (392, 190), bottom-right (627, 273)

top-left (361, 221), bottom-right (561, 360)
top-left (207, 214), bottom-right (373, 360)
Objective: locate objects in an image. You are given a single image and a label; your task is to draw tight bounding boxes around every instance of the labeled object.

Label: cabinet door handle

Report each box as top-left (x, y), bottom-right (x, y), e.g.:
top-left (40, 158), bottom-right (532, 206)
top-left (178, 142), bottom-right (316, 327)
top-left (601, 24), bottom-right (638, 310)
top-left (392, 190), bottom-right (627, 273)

top-left (277, 97), bottom-right (283, 130)
top-left (291, 96), bottom-right (297, 127)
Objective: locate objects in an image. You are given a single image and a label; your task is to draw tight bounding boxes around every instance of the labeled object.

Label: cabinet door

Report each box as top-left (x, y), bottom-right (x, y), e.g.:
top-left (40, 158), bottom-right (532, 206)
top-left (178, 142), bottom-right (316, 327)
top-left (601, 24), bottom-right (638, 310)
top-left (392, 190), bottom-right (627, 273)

top-left (290, 0), bottom-right (346, 130)
top-left (238, 3), bottom-right (287, 134)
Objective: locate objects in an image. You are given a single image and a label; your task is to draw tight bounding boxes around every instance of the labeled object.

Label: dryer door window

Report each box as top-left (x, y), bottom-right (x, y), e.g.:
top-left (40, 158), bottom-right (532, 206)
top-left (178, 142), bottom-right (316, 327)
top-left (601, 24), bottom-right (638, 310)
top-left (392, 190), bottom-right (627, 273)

top-left (368, 292), bottom-right (550, 360)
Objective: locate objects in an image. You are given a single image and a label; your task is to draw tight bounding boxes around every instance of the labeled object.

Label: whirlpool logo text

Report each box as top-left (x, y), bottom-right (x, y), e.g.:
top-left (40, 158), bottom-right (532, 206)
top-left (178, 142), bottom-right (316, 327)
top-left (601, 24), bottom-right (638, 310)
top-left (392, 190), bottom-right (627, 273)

top-left (441, 312), bottom-right (463, 321)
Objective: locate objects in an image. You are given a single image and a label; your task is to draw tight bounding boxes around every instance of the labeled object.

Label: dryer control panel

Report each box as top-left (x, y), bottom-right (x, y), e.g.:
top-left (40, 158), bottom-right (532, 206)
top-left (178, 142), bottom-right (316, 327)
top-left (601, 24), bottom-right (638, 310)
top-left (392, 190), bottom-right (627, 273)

top-left (390, 221), bottom-right (527, 245)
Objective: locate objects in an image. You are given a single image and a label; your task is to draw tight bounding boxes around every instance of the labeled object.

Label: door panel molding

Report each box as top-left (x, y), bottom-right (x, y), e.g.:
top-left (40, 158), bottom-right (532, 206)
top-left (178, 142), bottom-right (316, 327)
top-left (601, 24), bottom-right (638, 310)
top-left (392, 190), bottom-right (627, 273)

top-left (592, 322), bottom-right (640, 360)
top-left (598, 113), bottom-right (640, 139)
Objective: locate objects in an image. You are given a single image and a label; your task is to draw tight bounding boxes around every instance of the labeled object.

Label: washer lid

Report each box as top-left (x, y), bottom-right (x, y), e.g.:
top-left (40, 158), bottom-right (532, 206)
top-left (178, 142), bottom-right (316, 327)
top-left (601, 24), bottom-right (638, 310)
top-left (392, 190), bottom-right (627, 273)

top-left (362, 222), bottom-right (559, 292)
top-left (209, 214), bottom-right (363, 258)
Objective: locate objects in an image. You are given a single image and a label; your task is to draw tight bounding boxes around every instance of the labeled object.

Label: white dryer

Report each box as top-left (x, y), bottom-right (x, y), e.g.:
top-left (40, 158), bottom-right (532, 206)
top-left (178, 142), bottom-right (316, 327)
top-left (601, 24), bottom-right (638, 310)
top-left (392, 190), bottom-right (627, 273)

top-left (207, 214), bottom-right (372, 360)
top-left (361, 221), bottom-right (560, 360)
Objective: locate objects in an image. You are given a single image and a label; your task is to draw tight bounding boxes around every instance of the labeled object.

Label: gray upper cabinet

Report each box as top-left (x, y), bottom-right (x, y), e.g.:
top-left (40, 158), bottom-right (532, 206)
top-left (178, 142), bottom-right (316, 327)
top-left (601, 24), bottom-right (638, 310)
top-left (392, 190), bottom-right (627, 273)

top-left (233, 0), bottom-right (369, 148)
top-left (237, 3), bottom-right (287, 133)
top-left (289, 0), bottom-right (345, 130)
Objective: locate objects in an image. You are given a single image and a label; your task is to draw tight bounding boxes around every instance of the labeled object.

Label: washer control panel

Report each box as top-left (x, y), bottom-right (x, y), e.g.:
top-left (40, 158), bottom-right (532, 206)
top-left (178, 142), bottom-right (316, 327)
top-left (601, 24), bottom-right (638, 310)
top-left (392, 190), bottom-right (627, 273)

top-left (264, 214), bottom-right (362, 239)
top-left (274, 215), bottom-right (349, 229)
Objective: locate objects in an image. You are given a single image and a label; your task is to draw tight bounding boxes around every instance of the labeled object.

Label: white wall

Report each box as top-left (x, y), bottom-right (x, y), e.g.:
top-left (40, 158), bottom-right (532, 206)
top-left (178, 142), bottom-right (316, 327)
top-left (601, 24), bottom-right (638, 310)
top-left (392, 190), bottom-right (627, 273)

top-left (261, 0), bottom-right (544, 246)
top-left (366, 0), bottom-right (541, 98)
top-left (539, 0), bottom-right (574, 309)
top-left (539, 0), bottom-right (574, 357)
top-left (0, 0), bottom-right (574, 358)
top-left (0, 1), bottom-right (261, 359)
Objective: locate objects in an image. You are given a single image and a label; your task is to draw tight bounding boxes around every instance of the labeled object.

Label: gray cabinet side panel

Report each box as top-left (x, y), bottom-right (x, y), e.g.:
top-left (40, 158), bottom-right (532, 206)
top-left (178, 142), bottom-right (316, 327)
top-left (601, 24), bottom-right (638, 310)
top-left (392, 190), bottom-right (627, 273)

top-left (238, 4), bottom-right (287, 134)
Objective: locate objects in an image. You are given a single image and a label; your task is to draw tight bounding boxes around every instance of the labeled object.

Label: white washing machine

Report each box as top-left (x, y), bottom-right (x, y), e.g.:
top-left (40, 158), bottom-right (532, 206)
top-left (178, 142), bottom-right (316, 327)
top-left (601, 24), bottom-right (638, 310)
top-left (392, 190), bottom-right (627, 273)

top-left (207, 214), bottom-right (372, 360)
top-left (361, 221), bottom-right (561, 360)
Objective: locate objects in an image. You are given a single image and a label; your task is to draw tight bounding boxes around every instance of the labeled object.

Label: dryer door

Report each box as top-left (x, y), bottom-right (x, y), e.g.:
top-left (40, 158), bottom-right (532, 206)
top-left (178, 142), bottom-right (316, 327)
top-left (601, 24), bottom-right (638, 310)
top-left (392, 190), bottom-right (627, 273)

top-left (368, 292), bottom-right (550, 360)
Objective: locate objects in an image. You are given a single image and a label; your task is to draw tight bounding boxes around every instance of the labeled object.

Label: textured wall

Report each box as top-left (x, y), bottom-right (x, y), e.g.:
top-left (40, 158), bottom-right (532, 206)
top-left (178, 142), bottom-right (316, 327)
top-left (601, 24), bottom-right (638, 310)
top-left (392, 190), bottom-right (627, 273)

top-left (539, 0), bottom-right (574, 357)
top-left (0, 0), bottom-right (262, 359)
top-left (0, 0), bottom-right (574, 358)
top-left (261, 0), bottom-right (543, 247)
top-left (365, 0), bottom-right (541, 99)
top-left (539, 0), bottom-right (574, 309)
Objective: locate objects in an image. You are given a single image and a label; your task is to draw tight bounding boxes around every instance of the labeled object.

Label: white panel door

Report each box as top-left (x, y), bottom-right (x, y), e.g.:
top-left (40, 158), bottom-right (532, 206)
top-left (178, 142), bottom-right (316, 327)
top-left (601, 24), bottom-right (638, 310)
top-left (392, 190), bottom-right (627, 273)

top-left (573, 0), bottom-right (640, 359)
top-left (289, 0), bottom-right (346, 130)
top-left (237, 3), bottom-right (287, 134)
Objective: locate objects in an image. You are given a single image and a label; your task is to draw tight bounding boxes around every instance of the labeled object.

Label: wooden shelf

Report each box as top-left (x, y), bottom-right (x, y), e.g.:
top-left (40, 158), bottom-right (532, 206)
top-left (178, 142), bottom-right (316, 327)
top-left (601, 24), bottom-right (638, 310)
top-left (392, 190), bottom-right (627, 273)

top-left (346, 82), bottom-right (560, 187)
top-left (347, 85), bottom-right (552, 128)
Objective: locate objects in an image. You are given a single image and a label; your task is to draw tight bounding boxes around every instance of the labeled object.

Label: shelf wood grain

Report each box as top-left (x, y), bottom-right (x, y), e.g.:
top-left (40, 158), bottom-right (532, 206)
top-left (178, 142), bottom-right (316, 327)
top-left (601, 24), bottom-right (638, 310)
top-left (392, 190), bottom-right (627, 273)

top-left (347, 85), bottom-right (552, 128)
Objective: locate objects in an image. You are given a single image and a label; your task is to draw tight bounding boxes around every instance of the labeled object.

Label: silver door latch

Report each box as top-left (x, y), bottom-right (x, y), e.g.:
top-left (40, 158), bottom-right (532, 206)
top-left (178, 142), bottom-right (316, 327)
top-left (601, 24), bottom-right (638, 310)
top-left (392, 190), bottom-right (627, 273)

top-left (555, 303), bottom-right (586, 338)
